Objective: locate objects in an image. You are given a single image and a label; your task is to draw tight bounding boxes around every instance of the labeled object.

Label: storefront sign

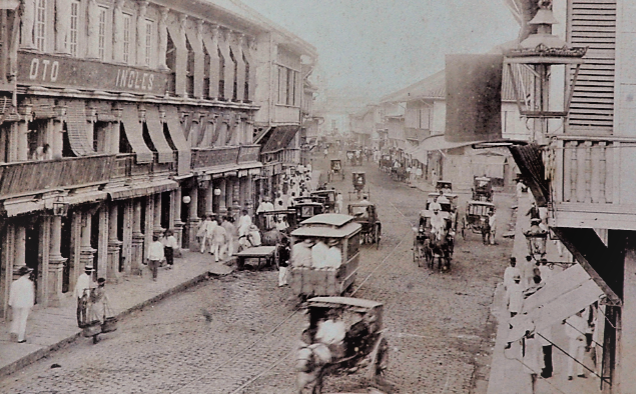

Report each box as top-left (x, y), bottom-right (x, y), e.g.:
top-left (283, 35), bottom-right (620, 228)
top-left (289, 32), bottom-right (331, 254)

top-left (18, 52), bottom-right (168, 95)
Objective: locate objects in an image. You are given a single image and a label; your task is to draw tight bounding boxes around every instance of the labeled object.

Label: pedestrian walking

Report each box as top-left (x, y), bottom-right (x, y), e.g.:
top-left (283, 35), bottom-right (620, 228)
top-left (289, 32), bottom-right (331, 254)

top-left (74, 265), bottom-right (95, 327)
top-left (147, 235), bottom-right (165, 281)
top-left (526, 202), bottom-right (540, 221)
top-left (488, 210), bottom-right (497, 245)
top-left (523, 332), bottom-right (541, 394)
top-left (278, 237), bottom-right (291, 287)
top-left (8, 266), bottom-right (35, 343)
top-left (88, 278), bottom-right (111, 344)
top-left (162, 230), bottom-right (179, 269)
top-left (211, 220), bottom-right (228, 262)
top-left (196, 216), bottom-right (210, 253)
top-left (503, 257), bottom-right (521, 291)
top-left (505, 274), bottom-right (523, 319)
top-left (221, 216), bottom-right (236, 257)
top-left (565, 310), bottom-right (588, 380)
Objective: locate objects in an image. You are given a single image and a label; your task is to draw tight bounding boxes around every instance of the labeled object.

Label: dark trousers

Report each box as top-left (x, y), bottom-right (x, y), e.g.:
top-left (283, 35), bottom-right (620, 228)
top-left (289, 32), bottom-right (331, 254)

top-left (148, 259), bottom-right (160, 279)
top-left (164, 247), bottom-right (174, 266)
top-left (76, 297), bottom-right (87, 327)
top-left (542, 345), bottom-right (553, 377)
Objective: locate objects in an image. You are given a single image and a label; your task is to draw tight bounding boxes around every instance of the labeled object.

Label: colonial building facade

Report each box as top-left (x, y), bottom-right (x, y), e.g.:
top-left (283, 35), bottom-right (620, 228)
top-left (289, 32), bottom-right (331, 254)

top-left (0, 0), bottom-right (316, 316)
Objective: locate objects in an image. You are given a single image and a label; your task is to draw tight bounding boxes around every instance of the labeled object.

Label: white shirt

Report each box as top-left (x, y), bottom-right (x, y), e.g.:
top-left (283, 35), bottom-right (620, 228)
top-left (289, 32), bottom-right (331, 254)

top-left (503, 266), bottom-right (521, 290)
top-left (256, 201), bottom-right (274, 213)
top-left (74, 272), bottom-right (93, 299)
top-left (162, 235), bottom-right (179, 249)
top-left (148, 240), bottom-right (165, 261)
top-left (506, 282), bottom-right (523, 313)
top-left (311, 241), bottom-right (329, 267)
top-left (292, 242), bottom-right (313, 267)
top-left (429, 201), bottom-right (442, 211)
top-left (237, 215), bottom-right (252, 236)
top-left (9, 275), bottom-right (35, 308)
top-left (565, 314), bottom-right (587, 341)
top-left (324, 246), bottom-right (342, 268)
top-left (316, 319), bottom-right (346, 345)
top-left (430, 212), bottom-right (446, 234)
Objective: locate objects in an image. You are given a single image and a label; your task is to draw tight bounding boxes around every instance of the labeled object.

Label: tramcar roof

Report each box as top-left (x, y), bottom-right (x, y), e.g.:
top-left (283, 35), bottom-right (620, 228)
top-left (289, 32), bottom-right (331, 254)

top-left (467, 200), bottom-right (495, 206)
top-left (307, 296), bottom-right (383, 309)
top-left (299, 213), bottom-right (353, 226)
top-left (292, 214), bottom-right (361, 237)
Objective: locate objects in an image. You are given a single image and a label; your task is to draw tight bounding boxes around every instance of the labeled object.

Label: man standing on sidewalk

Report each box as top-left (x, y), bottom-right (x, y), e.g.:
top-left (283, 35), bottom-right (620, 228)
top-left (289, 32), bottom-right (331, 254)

top-left (148, 235), bottom-right (165, 281)
top-left (74, 265), bottom-right (95, 327)
top-left (565, 310), bottom-right (589, 380)
top-left (162, 230), bottom-right (179, 269)
top-left (505, 274), bottom-right (523, 319)
top-left (9, 266), bottom-right (35, 343)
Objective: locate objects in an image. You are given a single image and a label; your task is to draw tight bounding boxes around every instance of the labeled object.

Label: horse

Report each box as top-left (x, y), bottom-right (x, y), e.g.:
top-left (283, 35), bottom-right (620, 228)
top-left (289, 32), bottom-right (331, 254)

top-left (427, 224), bottom-right (452, 271)
top-left (296, 342), bottom-right (331, 394)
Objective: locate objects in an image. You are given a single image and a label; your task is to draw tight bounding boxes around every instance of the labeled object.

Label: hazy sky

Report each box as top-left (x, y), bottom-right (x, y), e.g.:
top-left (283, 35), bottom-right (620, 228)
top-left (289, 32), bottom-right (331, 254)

top-left (239, 0), bottom-right (520, 100)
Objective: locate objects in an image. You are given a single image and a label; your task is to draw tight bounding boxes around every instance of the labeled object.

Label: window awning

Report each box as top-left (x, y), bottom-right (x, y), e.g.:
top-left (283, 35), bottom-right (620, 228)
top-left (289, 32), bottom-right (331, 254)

top-left (65, 100), bottom-right (94, 156)
top-left (144, 106), bottom-right (174, 163)
top-left (261, 125), bottom-right (299, 154)
top-left (121, 104), bottom-right (153, 164)
top-left (508, 264), bottom-right (604, 341)
top-left (106, 179), bottom-right (179, 201)
top-left (164, 106), bottom-right (192, 176)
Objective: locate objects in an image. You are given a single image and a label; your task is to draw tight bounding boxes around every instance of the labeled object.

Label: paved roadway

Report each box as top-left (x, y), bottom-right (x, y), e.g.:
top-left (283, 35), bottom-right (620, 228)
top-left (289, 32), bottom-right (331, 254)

top-left (0, 155), bottom-right (515, 393)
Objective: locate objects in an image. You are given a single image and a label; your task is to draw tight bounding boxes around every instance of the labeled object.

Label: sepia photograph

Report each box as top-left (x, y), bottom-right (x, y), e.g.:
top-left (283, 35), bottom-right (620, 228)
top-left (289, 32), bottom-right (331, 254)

top-left (0, 0), bottom-right (625, 393)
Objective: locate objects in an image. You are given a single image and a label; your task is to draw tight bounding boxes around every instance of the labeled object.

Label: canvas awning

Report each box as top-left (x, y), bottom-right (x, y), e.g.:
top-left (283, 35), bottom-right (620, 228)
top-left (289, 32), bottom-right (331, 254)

top-left (261, 125), bottom-right (299, 154)
top-left (508, 264), bottom-right (604, 341)
top-left (144, 106), bottom-right (174, 163)
top-left (164, 106), bottom-right (191, 175)
top-left (65, 100), bottom-right (94, 156)
top-left (120, 104), bottom-right (153, 164)
top-left (106, 179), bottom-right (179, 201)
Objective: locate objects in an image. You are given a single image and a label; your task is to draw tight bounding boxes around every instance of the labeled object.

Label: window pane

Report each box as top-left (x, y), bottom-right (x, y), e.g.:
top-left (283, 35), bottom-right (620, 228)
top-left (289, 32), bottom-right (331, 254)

top-left (70, 1), bottom-right (80, 56)
top-left (35, 0), bottom-right (47, 51)
top-left (145, 20), bottom-right (153, 66)
top-left (98, 7), bottom-right (107, 60)
top-left (123, 14), bottom-right (131, 64)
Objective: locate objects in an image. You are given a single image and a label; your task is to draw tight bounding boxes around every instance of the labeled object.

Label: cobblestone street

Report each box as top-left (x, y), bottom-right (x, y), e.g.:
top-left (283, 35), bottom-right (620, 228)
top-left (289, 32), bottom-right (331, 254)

top-left (0, 157), bottom-right (514, 393)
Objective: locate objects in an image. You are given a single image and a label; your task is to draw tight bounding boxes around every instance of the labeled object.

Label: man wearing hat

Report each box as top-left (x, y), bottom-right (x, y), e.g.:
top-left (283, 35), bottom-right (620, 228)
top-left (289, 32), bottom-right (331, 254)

top-left (9, 266), bottom-right (35, 343)
top-left (74, 265), bottom-right (95, 327)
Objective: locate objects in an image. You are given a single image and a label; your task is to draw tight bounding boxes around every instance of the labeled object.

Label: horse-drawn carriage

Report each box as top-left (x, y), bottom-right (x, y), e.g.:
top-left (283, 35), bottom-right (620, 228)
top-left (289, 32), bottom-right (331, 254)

top-left (349, 171), bottom-right (370, 200)
top-left (292, 199), bottom-right (326, 222)
top-left (472, 176), bottom-right (493, 202)
top-left (379, 155), bottom-right (392, 172)
top-left (412, 209), bottom-right (455, 271)
top-left (297, 297), bottom-right (390, 394)
top-left (255, 209), bottom-right (298, 233)
top-left (460, 200), bottom-right (495, 239)
top-left (348, 202), bottom-right (381, 247)
top-left (346, 150), bottom-right (362, 166)
top-left (390, 164), bottom-right (406, 182)
top-left (310, 190), bottom-right (337, 213)
top-left (289, 214), bottom-right (361, 299)
top-left (327, 159), bottom-right (345, 182)
top-left (435, 180), bottom-right (453, 194)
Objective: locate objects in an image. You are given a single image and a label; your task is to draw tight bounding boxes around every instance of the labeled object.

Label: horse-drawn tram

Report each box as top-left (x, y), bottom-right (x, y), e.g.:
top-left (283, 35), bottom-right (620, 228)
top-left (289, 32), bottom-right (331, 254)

top-left (289, 214), bottom-right (361, 299)
top-left (297, 297), bottom-right (390, 394)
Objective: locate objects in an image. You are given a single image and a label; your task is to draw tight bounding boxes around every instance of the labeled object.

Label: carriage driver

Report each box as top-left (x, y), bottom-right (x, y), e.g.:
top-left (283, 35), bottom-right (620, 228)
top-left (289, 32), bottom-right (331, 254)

top-left (430, 207), bottom-right (447, 236)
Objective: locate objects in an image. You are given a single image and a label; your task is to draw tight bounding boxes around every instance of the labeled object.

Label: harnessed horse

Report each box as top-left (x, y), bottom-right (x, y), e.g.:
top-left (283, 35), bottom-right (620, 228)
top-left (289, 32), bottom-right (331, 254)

top-left (427, 220), bottom-right (452, 271)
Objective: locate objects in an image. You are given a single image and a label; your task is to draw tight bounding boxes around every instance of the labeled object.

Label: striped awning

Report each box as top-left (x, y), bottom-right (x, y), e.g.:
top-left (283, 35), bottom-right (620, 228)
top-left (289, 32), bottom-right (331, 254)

top-left (106, 179), bottom-right (179, 201)
top-left (121, 104), bottom-right (153, 164)
top-left (164, 106), bottom-right (192, 176)
top-left (65, 100), bottom-right (94, 156)
top-left (145, 106), bottom-right (174, 163)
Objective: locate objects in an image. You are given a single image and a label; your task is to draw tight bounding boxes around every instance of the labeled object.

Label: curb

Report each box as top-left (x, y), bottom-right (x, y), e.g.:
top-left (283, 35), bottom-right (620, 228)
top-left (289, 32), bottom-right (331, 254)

top-left (0, 268), bottom-right (227, 379)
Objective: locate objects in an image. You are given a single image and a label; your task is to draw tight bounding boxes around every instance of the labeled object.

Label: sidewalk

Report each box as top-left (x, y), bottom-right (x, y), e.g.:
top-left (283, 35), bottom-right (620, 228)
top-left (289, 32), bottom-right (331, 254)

top-left (486, 193), bottom-right (602, 394)
top-left (0, 250), bottom-right (233, 378)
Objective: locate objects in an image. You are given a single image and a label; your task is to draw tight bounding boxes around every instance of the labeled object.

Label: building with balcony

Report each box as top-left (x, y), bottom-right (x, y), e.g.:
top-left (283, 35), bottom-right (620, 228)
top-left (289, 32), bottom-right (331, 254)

top-left (0, 0), bottom-right (316, 317)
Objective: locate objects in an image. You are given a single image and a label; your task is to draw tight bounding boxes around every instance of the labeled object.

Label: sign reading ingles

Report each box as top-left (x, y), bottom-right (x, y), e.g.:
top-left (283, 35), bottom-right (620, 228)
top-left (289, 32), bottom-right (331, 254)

top-left (18, 52), bottom-right (168, 95)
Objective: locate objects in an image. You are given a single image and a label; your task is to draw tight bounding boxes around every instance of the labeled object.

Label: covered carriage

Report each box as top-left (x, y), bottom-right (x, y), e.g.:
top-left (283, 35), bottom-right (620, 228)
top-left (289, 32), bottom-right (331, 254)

top-left (347, 202), bottom-right (381, 247)
top-left (460, 200), bottom-right (495, 239)
top-left (327, 159), bottom-right (345, 182)
top-left (412, 209), bottom-right (454, 271)
top-left (349, 170), bottom-right (370, 199)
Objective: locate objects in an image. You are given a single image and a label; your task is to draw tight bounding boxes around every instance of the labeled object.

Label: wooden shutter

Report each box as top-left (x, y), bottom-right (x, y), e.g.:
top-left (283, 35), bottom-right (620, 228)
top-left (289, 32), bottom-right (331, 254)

top-left (567, 0), bottom-right (616, 134)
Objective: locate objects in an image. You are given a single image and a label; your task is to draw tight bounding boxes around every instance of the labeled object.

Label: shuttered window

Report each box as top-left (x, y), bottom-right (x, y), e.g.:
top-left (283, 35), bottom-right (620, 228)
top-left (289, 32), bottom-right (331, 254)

top-left (567, 0), bottom-right (616, 134)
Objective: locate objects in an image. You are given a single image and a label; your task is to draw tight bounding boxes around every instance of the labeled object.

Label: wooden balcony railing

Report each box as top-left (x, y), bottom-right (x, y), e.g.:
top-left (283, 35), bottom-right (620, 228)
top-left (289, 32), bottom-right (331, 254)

top-left (112, 152), bottom-right (177, 180)
top-left (191, 146), bottom-right (240, 170)
top-left (0, 154), bottom-right (115, 197)
top-left (552, 136), bottom-right (616, 205)
top-left (238, 145), bottom-right (261, 163)
top-left (260, 148), bottom-right (300, 166)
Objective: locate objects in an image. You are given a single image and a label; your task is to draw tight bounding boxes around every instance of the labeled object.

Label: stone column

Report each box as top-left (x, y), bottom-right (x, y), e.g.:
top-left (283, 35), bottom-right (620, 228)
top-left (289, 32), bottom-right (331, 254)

top-left (153, 193), bottom-right (164, 235)
top-left (157, 7), bottom-right (169, 70)
top-left (20, 0), bottom-right (36, 49)
top-left (17, 105), bottom-right (32, 161)
top-left (136, 0), bottom-right (149, 66)
top-left (39, 216), bottom-right (51, 306)
top-left (13, 225), bottom-right (26, 274)
top-left (1, 224), bottom-right (15, 319)
top-left (55, 0), bottom-right (71, 54)
top-left (204, 182), bottom-right (214, 217)
top-left (68, 210), bottom-right (83, 293)
top-left (171, 188), bottom-right (184, 246)
top-left (97, 208), bottom-right (109, 280)
top-left (238, 177), bottom-right (246, 211)
top-left (144, 195), bottom-right (154, 259)
top-left (48, 216), bottom-right (67, 307)
top-left (187, 186), bottom-right (200, 251)
top-left (112, 0), bottom-right (125, 63)
top-left (86, 0), bottom-right (100, 59)
top-left (246, 175), bottom-right (254, 215)
top-left (107, 204), bottom-right (122, 283)
top-left (121, 200), bottom-right (133, 275)
top-left (80, 212), bottom-right (96, 275)
top-left (219, 178), bottom-right (227, 216)
top-left (131, 199), bottom-right (144, 275)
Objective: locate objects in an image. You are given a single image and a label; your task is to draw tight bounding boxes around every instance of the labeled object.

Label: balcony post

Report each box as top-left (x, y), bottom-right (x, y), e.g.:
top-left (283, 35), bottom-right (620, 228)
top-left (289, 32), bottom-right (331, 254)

top-left (219, 178), bottom-right (227, 216)
top-left (52, 106), bottom-right (66, 159)
top-left (68, 210), bottom-right (82, 293)
top-left (144, 195), bottom-right (154, 259)
top-left (107, 204), bottom-right (122, 283)
top-left (153, 193), bottom-right (164, 235)
top-left (48, 215), bottom-right (67, 307)
top-left (38, 216), bottom-right (51, 306)
top-left (13, 225), bottom-right (26, 275)
top-left (80, 211), bottom-right (96, 277)
top-left (17, 105), bottom-right (32, 161)
top-left (131, 199), bottom-right (144, 275)
top-left (171, 187), bottom-right (184, 247)
top-left (121, 200), bottom-right (133, 276)
top-left (204, 182), bottom-right (214, 217)
top-left (187, 186), bottom-right (200, 251)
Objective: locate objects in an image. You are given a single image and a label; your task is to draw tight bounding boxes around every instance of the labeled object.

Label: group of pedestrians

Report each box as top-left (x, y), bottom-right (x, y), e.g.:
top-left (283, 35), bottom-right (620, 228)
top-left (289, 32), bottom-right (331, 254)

top-left (196, 215), bottom-right (235, 262)
top-left (73, 265), bottom-right (112, 344)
